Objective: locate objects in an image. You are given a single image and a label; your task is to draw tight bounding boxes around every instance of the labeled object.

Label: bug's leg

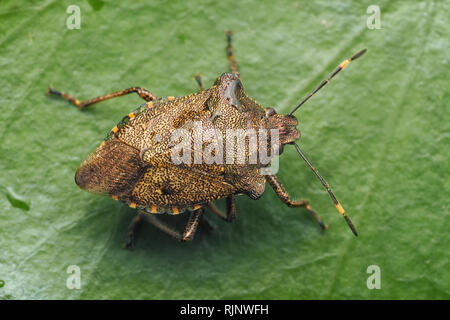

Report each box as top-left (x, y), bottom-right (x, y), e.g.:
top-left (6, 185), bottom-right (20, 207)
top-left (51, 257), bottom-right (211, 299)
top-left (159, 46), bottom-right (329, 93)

top-left (142, 214), bottom-right (182, 241)
top-left (206, 196), bottom-right (236, 222)
top-left (181, 208), bottom-right (204, 241)
top-left (265, 174), bottom-right (328, 230)
top-left (226, 31), bottom-right (239, 76)
top-left (47, 86), bottom-right (158, 110)
top-left (123, 212), bottom-right (144, 250)
top-left (141, 208), bottom-right (204, 242)
top-left (193, 73), bottom-right (204, 91)
top-left (200, 213), bottom-right (216, 233)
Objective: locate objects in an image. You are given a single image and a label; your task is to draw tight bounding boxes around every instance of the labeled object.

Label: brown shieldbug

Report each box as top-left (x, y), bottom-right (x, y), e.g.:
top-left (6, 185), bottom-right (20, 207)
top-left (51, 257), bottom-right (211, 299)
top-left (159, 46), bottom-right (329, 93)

top-left (47, 31), bottom-right (365, 247)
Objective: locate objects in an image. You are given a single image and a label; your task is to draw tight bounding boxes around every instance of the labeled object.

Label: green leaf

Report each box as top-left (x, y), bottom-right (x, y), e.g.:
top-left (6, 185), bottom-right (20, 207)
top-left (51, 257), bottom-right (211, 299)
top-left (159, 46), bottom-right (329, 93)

top-left (0, 0), bottom-right (448, 299)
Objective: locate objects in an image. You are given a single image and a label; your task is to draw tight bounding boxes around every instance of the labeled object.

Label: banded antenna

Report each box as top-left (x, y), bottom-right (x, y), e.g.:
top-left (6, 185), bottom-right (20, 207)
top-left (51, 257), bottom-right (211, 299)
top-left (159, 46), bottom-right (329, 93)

top-left (289, 48), bottom-right (366, 115)
top-left (292, 142), bottom-right (358, 236)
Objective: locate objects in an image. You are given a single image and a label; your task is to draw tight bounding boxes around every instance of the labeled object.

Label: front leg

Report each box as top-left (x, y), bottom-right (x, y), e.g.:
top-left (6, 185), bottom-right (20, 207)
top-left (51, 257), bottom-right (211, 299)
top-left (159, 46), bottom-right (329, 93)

top-left (47, 86), bottom-right (158, 110)
top-left (206, 196), bottom-right (236, 222)
top-left (193, 73), bottom-right (204, 91)
top-left (265, 174), bottom-right (328, 230)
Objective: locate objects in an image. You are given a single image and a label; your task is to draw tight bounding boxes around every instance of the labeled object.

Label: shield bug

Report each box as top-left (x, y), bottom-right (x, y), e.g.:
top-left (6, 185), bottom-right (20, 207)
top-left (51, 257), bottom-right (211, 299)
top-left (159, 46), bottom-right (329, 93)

top-left (47, 31), bottom-right (365, 247)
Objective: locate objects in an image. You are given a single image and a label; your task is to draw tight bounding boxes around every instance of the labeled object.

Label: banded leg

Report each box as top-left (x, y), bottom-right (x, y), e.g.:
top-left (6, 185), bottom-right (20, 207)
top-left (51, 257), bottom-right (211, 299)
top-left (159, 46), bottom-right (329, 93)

top-left (123, 213), bottom-right (144, 249)
top-left (206, 196), bottom-right (236, 222)
top-left (226, 31), bottom-right (239, 76)
top-left (265, 174), bottom-right (328, 230)
top-left (194, 74), bottom-right (204, 91)
top-left (47, 86), bottom-right (158, 110)
top-left (141, 208), bottom-right (204, 242)
top-left (182, 208), bottom-right (204, 241)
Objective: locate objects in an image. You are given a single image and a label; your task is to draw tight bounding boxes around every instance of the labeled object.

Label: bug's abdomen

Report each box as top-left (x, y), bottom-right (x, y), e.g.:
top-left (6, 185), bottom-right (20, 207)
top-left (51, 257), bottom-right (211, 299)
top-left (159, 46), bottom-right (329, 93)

top-left (75, 138), bottom-right (147, 198)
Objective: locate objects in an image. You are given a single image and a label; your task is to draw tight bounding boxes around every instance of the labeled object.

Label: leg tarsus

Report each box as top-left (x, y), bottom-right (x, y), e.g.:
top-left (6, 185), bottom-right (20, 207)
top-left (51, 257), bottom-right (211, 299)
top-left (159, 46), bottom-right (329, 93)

top-left (47, 86), bottom-right (82, 108)
top-left (266, 174), bottom-right (328, 230)
top-left (302, 202), bottom-right (328, 230)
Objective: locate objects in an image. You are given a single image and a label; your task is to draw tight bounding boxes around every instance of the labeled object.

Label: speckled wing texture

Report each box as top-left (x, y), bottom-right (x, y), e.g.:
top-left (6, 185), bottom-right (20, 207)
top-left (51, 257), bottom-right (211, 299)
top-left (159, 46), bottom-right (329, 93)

top-left (75, 73), bottom-right (299, 214)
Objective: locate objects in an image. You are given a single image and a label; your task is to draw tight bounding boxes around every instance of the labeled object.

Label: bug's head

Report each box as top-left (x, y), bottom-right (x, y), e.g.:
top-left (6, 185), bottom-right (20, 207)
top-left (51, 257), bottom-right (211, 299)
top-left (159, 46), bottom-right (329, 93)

top-left (213, 73), bottom-right (300, 154)
top-left (213, 73), bottom-right (246, 110)
top-left (264, 107), bottom-right (300, 153)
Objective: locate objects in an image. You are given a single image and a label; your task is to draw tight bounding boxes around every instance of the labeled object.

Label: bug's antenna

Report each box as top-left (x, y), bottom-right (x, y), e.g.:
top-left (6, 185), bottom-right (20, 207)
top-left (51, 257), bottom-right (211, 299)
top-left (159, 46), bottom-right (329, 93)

top-left (292, 142), bottom-right (358, 236)
top-left (226, 30), bottom-right (239, 76)
top-left (288, 49), bottom-right (366, 116)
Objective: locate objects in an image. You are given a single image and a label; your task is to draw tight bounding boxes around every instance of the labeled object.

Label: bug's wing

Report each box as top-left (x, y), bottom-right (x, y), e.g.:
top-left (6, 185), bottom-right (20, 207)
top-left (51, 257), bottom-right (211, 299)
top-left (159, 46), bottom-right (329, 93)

top-left (75, 138), bottom-right (148, 197)
top-left (116, 90), bottom-right (213, 157)
top-left (131, 163), bottom-right (238, 208)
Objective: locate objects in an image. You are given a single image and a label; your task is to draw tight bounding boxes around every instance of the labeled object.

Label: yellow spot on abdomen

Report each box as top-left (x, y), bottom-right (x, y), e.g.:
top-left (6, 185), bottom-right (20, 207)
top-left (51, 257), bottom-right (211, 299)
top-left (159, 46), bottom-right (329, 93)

top-left (172, 207), bottom-right (179, 215)
top-left (128, 112), bottom-right (136, 120)
top-left (193, 204), bottom-right (201, 210)
top-left (151, 205), bottom-right (157, 213)
top-left (167, 96), bottom-right (175, 101)
top-left (147, 101), bottom-right (153, 108)
top-left (111, 195), bottom-right (118, 201)
top-left (112, 126), bottom-right (119, 133)
top-left (129, 202), bottom-right (137, 208)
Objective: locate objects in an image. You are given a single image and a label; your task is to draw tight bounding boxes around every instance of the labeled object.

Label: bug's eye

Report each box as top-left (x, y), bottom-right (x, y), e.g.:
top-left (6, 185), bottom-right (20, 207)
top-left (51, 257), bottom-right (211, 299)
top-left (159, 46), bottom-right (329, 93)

top-left (265, 107), bottom-right (276, 117)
